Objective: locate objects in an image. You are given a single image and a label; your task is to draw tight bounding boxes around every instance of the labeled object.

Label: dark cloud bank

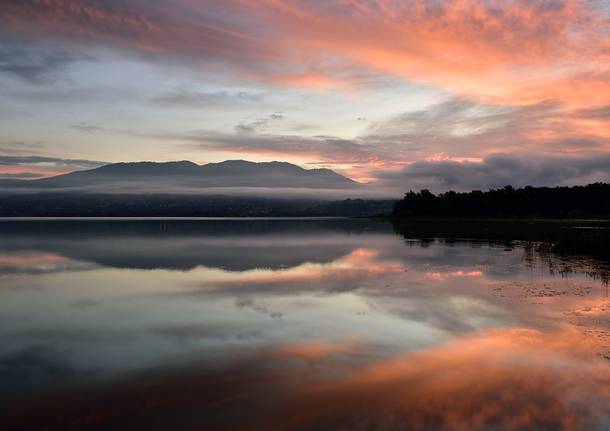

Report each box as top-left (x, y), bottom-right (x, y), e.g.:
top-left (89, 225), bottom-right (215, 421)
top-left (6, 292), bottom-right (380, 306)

top-left (380, 154), bottom-right (610, 193)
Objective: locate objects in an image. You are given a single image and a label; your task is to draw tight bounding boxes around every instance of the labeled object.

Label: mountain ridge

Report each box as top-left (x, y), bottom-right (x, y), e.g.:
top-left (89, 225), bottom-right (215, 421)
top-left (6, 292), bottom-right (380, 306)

top-left (0, 159), bottom-right (360, 191)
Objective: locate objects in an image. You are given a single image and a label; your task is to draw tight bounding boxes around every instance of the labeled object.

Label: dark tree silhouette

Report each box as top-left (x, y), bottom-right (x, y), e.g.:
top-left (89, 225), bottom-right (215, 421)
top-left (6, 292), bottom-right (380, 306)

top-left (393, 183), bottom-right (610, 218)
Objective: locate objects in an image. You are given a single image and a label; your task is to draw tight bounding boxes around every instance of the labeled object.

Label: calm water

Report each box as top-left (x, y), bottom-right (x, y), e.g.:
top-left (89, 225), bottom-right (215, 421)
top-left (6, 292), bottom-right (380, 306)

top-left (2, 219), bottom-right (610, 430)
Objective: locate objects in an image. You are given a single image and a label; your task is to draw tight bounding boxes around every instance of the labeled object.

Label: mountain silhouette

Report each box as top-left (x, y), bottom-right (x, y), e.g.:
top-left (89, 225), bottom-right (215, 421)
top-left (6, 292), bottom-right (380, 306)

top-left (0, 160), bottom-right (359, 191)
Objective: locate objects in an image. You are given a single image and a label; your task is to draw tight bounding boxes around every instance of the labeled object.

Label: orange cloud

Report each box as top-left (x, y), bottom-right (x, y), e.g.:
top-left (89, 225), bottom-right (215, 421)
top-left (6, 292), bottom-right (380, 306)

top-left (0, 252), bottom-right (67, 266)
top-left (0, 165), bottom-right (64, 178)
top-left (253, 0), bottom-right (610, 107)
top-left (271, 71), bottom-right (354, 91)
top-left (269, 339), bottom-right (357, 361)
top-left (5, 0), bottom-right (610, 105)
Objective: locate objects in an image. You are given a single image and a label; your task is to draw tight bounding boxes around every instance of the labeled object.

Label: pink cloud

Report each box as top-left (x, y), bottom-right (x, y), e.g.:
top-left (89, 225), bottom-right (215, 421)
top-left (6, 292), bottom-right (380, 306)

top-left (4, 0), bottom-right (608, 105)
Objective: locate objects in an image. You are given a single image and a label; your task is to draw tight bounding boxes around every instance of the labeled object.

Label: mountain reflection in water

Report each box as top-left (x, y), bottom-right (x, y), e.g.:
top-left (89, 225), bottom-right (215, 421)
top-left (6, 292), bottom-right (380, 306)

top-left (1, 219), bottom-right (610, 430)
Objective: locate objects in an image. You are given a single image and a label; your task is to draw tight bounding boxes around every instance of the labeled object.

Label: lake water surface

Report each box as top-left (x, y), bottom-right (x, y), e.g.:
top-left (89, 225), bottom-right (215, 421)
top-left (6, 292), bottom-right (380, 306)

top-left (2, 219), bottom-right (610, 430)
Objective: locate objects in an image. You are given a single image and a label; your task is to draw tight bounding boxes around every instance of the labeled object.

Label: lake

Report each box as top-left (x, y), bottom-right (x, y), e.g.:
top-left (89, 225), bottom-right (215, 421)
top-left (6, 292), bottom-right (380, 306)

top-left (2, 219), bottom-right (610, 430)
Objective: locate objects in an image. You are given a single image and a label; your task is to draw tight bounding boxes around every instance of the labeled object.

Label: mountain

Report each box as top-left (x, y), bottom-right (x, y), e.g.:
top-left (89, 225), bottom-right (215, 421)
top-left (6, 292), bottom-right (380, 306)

top-left (0, 160), bottom-right (387, 216)
top-left (0, 160), bottom-right (360, 192)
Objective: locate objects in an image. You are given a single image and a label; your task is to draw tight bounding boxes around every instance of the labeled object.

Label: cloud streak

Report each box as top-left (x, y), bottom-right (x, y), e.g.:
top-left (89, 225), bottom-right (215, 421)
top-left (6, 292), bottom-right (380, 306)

top-left (165, 96), bottom-right (610, 185)
top-left (378, 153), bottom-right (610, 192)
top-left (0, 155), bottom-right (105, 168)
top-left (3, 0), bottom-right (609, 105)
top-left (0, 40), bottom-right (86, 84)
top-left (0, 172), bottom-right (45, 179)
top-left (0, 155), bottom-right (106, 178)
top-left (152, 90), bottom-right (263, 108)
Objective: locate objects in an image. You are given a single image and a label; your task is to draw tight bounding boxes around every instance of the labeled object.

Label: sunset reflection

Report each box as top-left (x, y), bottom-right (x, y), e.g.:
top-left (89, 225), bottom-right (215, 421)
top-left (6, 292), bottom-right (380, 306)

top-left (1, 220), bottom-right (610, 430)
top-left (6, 327), bottom-right (610, 430)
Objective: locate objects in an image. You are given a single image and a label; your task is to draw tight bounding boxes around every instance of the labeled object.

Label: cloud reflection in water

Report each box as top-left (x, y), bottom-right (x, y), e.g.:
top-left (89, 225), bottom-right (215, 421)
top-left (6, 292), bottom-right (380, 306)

top-left (1, 220), bottom-right (610, 430)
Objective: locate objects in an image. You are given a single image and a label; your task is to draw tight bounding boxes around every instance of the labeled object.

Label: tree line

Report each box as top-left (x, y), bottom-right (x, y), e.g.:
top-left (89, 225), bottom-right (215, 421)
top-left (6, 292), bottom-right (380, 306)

top-left (393, 183), bottom-right (610, 218)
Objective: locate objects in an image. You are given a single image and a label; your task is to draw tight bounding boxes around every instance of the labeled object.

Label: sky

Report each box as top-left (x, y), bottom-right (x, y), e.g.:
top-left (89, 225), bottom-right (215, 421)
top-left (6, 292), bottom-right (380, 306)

top-left (1, 0), bottom-right (610, 191)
